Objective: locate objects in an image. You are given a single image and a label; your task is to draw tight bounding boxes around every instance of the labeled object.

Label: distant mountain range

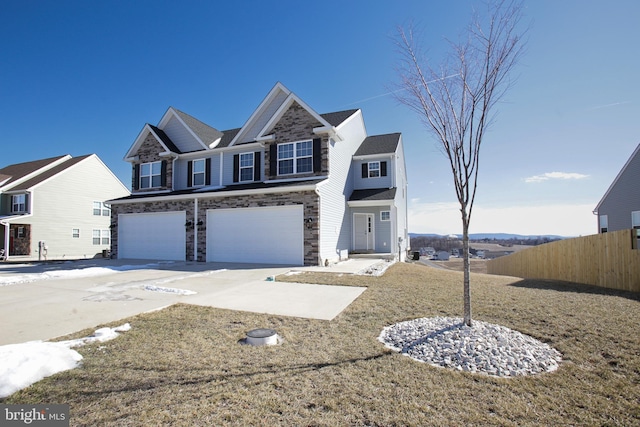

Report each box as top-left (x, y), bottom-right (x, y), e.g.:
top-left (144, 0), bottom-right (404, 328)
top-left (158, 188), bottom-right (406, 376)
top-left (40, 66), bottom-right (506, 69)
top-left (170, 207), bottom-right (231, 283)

top-left (409, 233), bottom-right (567, 240)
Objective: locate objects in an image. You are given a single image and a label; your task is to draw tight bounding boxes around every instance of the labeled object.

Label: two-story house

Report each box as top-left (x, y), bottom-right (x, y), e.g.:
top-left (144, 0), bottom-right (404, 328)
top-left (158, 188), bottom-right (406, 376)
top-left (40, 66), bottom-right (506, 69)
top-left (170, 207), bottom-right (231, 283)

top-left (594, 143), bottom-right (640, 233)
top-left (109, 83), bottom-right (408, 265)
top-left (0, 154), bottom-right (130, 261)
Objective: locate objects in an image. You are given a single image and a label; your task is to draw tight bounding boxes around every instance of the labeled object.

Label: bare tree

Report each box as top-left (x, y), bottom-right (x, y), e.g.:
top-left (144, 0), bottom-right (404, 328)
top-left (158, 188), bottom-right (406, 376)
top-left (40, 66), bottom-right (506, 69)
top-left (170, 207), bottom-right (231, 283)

top-left (394, 0), bottom-right (526, 326)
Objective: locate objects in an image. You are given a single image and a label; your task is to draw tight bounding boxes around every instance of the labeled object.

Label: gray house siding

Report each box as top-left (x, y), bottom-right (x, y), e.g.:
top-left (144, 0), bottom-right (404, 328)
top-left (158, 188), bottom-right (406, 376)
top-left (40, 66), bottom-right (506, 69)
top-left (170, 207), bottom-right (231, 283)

top-left (596, 144), bottom-right (640, 232)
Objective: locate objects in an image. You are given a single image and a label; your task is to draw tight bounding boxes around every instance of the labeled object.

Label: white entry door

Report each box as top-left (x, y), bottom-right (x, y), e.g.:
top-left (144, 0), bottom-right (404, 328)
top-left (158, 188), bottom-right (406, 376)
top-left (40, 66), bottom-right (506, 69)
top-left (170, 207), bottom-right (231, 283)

top-left (353, 213), bottom-right (374, 251)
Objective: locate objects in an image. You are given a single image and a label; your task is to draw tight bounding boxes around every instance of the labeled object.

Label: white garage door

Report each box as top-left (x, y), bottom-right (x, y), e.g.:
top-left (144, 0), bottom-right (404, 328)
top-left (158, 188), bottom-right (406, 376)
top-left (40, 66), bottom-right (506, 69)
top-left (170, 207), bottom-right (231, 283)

top-left (207, 205), bottom-right (303, 265)
top-left (118, 212), bottom-right (186, 261)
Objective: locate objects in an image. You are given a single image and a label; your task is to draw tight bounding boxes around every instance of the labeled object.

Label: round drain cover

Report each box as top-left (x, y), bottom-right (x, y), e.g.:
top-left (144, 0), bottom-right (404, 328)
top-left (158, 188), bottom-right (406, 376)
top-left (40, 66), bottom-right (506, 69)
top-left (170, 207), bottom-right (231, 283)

top-left (245, 328), bottom-right (279, 346)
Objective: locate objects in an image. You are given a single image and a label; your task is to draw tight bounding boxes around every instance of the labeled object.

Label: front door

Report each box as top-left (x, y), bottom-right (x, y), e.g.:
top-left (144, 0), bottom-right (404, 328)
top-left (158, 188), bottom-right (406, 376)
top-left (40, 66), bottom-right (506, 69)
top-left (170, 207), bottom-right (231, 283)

top-left (353, 213), bottom-right (374, 251)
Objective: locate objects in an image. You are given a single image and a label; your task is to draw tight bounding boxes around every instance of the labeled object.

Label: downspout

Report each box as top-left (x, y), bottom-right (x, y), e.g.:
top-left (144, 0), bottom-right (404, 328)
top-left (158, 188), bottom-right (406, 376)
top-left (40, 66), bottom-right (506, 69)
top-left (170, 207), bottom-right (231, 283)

top-left (193, 197), bottom-right (199, 261)
top-left (0, 220), bottom-right (9, 261)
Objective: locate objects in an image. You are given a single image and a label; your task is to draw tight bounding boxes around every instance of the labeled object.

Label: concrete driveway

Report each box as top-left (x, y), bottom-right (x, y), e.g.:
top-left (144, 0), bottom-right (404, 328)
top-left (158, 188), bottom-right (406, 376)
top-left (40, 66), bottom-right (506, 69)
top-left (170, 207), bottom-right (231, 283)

top-left (0, 259), bottom-right (369, 345)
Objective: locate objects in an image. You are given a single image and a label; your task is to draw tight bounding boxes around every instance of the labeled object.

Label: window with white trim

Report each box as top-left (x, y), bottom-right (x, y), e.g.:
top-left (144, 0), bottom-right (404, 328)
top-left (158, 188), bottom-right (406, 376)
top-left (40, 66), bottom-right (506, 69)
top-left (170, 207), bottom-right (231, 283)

top-left (240, 153), bottom-right (254, 182)
top-left (72, 228), bottom-right (80, 238)
top-left (11, 194), bottom-right (26, 212)
top-left (632, 211), bottom-right (640, 229)
top-left (192, 159), bottom-right (206, 186)
top-left (92, 201), bottom-right (111, 216)
top-left (599, 215), bottom-right (608, 233)
top-left (368, 161), bottom-right (380, 178)
top-left (278, 140), bottom-right (313, 175)
top-left (140, 161), bottom-right (162, 189)
top-left (381, 211), bottom-right (391, 221)
top-left (92, 229), bottom-right (110, 245)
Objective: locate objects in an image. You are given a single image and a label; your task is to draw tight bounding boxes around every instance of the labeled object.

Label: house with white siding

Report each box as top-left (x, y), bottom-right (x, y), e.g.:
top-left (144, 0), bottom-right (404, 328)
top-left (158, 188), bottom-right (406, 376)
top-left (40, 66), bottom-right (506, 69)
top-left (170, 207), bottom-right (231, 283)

top-left (0, 154), bottom-right (130, 261)
top-left (110, 82), bottom-right (408, 265)
top-left (594, 143), bottom-right (640, 233)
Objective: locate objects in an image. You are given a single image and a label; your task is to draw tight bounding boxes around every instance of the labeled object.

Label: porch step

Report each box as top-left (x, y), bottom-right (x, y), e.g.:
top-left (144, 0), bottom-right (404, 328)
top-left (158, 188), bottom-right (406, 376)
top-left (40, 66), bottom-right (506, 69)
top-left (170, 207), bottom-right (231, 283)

top-left (349, 252), bottom-right (396, 261)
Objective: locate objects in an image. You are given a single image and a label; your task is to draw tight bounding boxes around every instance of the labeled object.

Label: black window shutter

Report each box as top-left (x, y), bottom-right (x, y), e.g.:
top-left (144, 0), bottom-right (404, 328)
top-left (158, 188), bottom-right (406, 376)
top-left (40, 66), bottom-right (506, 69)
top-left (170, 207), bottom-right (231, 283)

top-left (133, 164), bottom-right (140, 190)
top-left (233, 154), bottom-right (239, 183)
top-left (313, 138), bottom-right (322, 172)
top-left (361, 163), bottom-right (368, 178)
top-left (269, 144), bottom-right (277, 177)
top-left (205, 158), bottom-right (212, 185)
top-left (254, 152), bottom-right (261, 181)
top-left (381, 161), bottom-right (387, 177)
top-left (160, 160), bottom-right (167, 187)
top-left (187, 161), bottom-right (193, 187)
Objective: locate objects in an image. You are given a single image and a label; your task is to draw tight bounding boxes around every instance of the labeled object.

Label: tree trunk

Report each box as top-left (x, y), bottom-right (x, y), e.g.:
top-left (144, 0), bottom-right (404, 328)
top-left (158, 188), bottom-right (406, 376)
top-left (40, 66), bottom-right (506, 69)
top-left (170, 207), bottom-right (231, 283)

top-left (462, 215), bottom-right (472, 327)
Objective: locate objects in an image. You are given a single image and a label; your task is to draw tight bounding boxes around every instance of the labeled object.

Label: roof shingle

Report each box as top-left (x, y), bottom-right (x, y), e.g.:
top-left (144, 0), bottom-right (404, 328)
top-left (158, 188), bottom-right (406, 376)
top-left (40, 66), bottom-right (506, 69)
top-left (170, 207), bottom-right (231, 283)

top-left (354, 133), bottom-right (401, 156)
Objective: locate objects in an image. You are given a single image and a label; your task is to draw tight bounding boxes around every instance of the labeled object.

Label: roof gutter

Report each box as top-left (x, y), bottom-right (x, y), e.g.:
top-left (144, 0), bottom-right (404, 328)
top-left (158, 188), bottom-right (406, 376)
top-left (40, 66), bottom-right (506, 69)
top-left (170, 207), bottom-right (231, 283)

top-left (109, 183), bottom-right (320, 205)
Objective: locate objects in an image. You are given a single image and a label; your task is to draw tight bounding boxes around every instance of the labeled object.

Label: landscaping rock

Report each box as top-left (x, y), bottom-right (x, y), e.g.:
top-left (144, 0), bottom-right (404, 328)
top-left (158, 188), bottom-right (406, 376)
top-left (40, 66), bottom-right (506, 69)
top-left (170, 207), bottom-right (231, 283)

top-left (378, 317), bottom-right (562, 377)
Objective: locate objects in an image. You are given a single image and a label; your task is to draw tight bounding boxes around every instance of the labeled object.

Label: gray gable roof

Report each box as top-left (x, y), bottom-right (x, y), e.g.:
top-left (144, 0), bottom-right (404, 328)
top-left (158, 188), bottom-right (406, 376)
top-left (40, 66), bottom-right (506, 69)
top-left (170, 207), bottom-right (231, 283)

top-left (320, 109), bottom-right (359, 127)
top-left (216, 128), bottom-right (241, 148)
top-left (349, 188), bottom-right (397, 202)
top-left (9, 155), bottom-right (93, 191)
top-left (0, 155), bottom-right (68, 189)
top-left (354, 133), bottom-right (401, 156)
top-left (173, 108), bottom-right (224, 147)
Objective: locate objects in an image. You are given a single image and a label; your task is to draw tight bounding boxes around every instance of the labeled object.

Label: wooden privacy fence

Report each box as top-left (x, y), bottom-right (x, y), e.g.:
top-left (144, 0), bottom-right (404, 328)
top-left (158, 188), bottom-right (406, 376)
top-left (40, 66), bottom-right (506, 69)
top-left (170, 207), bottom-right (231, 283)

top-left (486, 229), bottom-right (640, 293)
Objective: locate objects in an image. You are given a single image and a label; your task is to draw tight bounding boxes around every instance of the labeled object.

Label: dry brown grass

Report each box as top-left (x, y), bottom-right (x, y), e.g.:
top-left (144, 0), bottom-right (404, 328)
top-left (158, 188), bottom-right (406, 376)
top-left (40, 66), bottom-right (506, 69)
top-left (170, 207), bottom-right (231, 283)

top-left (4, 263), bottom-right (639, 426)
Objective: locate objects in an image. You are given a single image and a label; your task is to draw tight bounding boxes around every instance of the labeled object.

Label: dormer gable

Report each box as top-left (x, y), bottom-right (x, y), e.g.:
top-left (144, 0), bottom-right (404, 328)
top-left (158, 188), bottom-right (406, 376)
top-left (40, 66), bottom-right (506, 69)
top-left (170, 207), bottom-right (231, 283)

top-left (159, 107), bottom-right (223, 152)
top-left (125, 124), bottom-right (180, 161)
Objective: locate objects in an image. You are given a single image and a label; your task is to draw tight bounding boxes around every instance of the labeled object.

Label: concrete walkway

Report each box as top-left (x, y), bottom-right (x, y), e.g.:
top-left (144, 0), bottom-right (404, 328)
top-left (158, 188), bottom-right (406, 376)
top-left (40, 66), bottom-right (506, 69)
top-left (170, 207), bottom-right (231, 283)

top-left (0, 258), bottom-right (377, 345)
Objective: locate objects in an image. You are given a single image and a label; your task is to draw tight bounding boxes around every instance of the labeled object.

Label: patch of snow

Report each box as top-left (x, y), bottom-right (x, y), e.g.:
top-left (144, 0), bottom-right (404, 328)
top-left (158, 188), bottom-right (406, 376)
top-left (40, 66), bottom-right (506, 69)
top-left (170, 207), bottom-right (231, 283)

top-left (143, 285), bottom-right (197, 295)
top-left (0, 263), bottom-right (168, 287)
top-left (379, 317), bottom-right (562, 377)
top-left (356, 260), bottom-right (395, 276)
top-left (0, 324), bottom-right (131, 398)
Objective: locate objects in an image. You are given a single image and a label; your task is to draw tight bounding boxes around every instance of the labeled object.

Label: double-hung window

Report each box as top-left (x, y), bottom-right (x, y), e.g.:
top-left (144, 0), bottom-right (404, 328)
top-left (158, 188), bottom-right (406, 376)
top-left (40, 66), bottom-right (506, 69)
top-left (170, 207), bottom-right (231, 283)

top-left (240, 153), bottom-right (254, 182)
top-left (93, 202), bottom-right (111, 216)
top-left (278, 140), bottom-right (313, 175)
top-left (368, 161), bottom-right (381, 178)
top-left (140, 161), bottom-right (162, 189)
top-left (93, 229), bottom-right (110, 245)
top-left (192, 159), bottom-right (206, 186)
top-left (632, 211), bottom-right (640, 229)
top-left (11, 194), bottom-right (26, 213)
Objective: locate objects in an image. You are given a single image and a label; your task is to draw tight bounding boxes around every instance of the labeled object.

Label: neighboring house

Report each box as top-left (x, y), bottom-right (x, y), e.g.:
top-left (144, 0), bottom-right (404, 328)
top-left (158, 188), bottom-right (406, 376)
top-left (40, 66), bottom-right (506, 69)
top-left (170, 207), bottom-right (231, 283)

top-left (433, 251), bottom-right (450, 261)
top-left (0, 155), bottom-right (130, 261)
top-left (594, 143), bottom-right (640, 233)
top-left (109, 82), bottom-right (408, 265)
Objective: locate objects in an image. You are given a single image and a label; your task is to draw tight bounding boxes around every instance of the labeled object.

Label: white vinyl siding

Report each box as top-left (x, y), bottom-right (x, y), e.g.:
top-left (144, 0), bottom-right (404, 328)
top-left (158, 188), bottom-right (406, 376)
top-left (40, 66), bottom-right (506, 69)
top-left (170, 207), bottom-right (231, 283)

top-left (15, 155), bottom-right (129, 259)
top-left (316, 111), bottom-right (367, 262)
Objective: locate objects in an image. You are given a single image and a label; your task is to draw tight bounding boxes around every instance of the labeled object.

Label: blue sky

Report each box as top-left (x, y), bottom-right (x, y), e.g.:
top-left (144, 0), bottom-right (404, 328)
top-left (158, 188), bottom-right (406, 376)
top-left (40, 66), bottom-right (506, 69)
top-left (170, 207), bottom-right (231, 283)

top-left (2, 1), bottom-right (638, 237)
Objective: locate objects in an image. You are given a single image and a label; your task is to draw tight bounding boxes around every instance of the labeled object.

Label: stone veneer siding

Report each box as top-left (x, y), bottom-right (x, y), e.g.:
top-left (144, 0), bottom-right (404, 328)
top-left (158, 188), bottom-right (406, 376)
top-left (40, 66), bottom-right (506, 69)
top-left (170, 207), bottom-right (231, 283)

top-left (131, 132), bottom-right (173, 192)
top-left (111, 190), bottom-right (320, 265)
top-left (265, 102), bottom-right (329, 178)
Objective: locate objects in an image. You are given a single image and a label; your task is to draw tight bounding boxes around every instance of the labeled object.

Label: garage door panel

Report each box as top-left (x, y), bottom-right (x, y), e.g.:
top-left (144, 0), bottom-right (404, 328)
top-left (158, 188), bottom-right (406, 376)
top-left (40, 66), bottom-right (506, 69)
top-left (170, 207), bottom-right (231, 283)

top-left (207, 206), bottom-right (303, 265)
top-left (118, 212), bottom-right (186, 261)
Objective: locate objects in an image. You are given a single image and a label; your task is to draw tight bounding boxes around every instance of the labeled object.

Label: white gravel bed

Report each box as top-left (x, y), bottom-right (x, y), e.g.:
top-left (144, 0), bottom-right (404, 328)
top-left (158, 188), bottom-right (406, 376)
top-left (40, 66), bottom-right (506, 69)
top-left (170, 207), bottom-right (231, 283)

top-left (378, 317), bottom-right (562, 377)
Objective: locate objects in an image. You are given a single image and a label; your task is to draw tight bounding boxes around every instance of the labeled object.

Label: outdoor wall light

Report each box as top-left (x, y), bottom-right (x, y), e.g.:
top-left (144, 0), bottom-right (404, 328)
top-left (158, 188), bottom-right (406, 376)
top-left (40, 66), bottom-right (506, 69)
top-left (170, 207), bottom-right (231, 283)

top-left (185, 220), bottom-right (193, 227)
top-left (197, 219), bottom-right (204, 226)
top-left (305, 217), bottom-right (314, 229)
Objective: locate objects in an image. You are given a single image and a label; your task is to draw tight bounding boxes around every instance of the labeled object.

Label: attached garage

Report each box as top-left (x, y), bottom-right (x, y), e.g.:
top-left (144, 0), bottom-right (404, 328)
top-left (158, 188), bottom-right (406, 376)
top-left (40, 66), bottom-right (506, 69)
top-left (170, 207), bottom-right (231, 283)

top-left (206, 205), bottom-right (304, 265)
top-left (118, 211), bottom-right (186, 261)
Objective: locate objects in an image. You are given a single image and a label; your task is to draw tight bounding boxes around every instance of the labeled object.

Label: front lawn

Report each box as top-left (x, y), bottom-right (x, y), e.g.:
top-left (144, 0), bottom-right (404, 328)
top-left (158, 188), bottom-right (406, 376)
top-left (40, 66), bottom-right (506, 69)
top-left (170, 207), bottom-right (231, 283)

top-left (4, 263), bottom-right (639, 426)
